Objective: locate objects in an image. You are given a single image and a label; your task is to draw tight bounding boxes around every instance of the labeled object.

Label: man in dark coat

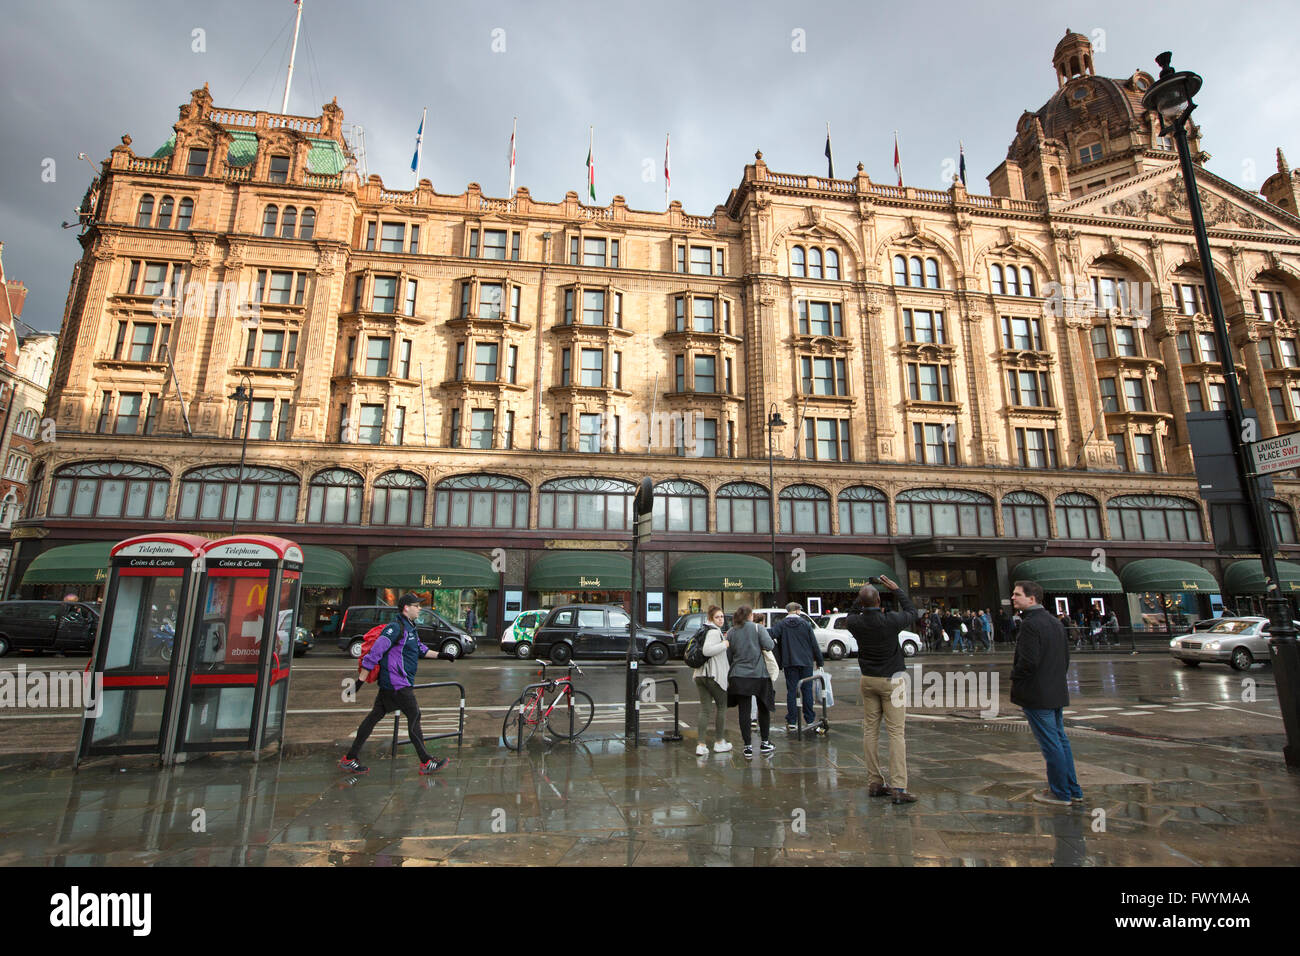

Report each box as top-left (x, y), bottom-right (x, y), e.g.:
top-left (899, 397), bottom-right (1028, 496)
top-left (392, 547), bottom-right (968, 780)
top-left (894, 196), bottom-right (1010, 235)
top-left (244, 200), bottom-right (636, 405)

top-left (1010, 580), bottom-right (1083, 807)
top-left (774, 603), bottom-right (824, 731)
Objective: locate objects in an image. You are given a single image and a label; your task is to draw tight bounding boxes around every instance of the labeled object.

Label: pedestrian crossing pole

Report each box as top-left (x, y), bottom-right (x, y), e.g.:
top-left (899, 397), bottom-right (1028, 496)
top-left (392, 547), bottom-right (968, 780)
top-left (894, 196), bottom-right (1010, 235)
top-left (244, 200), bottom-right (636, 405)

top-left (626, 477), bottom-right (654, 738)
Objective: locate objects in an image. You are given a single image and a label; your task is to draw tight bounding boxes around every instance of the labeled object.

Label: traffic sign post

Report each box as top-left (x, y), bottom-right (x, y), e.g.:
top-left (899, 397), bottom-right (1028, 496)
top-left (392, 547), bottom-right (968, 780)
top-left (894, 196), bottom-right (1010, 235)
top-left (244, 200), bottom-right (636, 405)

top-left (626, 477), bottom-right (654, 737)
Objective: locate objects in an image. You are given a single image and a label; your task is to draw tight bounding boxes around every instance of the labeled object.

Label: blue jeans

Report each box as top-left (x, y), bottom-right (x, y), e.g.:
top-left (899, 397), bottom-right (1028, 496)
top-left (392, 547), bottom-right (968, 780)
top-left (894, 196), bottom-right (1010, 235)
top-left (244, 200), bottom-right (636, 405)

top-left (784, 665), bottom-right (815, 724)
top-left (1022, 708), bottom-right (1082, 800)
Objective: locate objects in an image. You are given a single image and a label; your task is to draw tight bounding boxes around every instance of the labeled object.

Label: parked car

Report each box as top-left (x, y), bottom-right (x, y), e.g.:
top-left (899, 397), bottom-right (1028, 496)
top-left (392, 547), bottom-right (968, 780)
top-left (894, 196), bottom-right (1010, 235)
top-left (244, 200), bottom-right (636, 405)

top-left (0, 601), bottom-right (100, 656)
top-left (501, 608), bottom-right (549, 658)
top-left (751, 607), bottom-right (859, 660)
top-left (1169, 616), bottom-right (1296, 671)
top-left (532, 604), bottom-right (673, 665)
top-left (825, 611), bottom-right (924, 657)
top-left (671, 611), bottom-right (708, 658)
top-left (293, 625), bottom-right (314, 656)
top-left (337, 605), bottom-right (477, 659)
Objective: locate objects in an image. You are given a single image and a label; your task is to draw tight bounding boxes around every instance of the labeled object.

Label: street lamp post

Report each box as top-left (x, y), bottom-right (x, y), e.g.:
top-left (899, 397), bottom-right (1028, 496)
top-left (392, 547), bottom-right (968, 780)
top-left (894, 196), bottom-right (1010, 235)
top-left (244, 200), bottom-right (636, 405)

top-left (229, 377), bottom-right (253, 535)
top-left (1143, 52), bottom-right (1300, 767)
top-left (767, 404), bottom-right (787, 604)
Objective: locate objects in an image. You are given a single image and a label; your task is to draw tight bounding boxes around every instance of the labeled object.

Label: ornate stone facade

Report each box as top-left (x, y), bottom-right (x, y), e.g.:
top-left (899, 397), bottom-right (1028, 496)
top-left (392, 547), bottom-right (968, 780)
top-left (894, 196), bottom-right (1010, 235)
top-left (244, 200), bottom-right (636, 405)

top-left (17, 39), bottom-right (1300, 629)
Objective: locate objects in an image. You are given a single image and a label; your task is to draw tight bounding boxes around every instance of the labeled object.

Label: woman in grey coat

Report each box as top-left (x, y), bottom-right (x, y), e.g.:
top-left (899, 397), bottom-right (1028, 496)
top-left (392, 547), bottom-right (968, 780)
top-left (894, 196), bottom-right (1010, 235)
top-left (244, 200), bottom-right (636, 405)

top-left (725, 605), bottom-right (776, 758)
top-left (692, 605), bottom-right (732, 755)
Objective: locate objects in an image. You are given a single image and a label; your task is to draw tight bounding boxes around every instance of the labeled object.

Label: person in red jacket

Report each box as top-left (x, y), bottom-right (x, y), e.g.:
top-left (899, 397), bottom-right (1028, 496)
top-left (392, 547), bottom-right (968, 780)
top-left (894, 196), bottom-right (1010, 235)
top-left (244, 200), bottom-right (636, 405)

top-left (1010, 581), bottom-right (1083, 807)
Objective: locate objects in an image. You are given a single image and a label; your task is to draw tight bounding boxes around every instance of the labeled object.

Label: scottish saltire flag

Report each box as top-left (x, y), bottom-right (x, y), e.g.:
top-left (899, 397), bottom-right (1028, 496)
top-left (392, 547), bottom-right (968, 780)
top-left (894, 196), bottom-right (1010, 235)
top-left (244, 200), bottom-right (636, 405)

top-left (410, 109), bottom-right (426, 174)
top-left (959, 141), bottom-right (967, 187)
top-left (824, 124), bottom-right (834, 179)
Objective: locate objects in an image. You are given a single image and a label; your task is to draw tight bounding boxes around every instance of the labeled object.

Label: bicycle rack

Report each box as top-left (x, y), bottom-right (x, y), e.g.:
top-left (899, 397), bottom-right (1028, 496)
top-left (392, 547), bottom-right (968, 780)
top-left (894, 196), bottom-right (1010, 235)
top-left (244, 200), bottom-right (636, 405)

top-left (633, 677), bottom-right (683, 747)
top-left (390, 681), bottom-right (465, 757)
top-left (794, 673), bottom-right (830, 740)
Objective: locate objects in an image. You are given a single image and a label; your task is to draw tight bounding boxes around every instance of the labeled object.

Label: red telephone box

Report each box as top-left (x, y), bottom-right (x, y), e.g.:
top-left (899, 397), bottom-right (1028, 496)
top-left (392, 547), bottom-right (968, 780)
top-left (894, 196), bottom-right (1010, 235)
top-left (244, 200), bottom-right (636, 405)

top-left (170, 535), bottom-right (302, 761)
top-left (76, 533), bottom-right (209, 764)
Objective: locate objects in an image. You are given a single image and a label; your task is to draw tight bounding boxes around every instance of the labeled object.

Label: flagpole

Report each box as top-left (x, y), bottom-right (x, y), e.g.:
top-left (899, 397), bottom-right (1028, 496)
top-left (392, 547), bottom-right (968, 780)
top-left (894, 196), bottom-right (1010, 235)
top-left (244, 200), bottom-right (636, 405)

top-left (413, 106), bottom-right (426, 189)
top-left (508, 117), bottom-right (517, 201)
top-left (280, 0), bottom-right (304, 114)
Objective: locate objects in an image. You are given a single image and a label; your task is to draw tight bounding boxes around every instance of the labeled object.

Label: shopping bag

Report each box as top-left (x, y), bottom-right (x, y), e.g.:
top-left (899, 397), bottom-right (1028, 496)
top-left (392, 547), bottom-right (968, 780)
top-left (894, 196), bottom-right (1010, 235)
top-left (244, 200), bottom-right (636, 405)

top-left (814, 667), bottom-right (834, 707)
top-left (762, 649), bottom-right (780, 682)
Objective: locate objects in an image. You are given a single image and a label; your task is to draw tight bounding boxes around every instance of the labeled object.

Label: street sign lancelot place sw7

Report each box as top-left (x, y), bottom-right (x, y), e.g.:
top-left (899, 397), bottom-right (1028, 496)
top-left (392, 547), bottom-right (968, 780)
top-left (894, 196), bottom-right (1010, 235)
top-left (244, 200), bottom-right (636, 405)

top-left (1249, 432), bottom-right (1300, 476)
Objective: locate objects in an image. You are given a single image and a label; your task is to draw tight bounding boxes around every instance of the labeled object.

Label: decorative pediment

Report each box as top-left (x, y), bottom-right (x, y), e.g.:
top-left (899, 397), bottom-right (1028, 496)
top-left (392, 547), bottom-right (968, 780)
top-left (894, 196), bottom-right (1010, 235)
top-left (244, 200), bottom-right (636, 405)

top-left (1065, 166), bottom-right (1296, 236)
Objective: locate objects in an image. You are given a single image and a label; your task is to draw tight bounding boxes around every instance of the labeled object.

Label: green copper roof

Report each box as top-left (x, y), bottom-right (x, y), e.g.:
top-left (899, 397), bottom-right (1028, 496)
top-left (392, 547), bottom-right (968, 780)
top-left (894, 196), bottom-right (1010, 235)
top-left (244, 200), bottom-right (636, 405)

top-left (226, 130), bottom-right (258, 167)
top-left (152, 134), bottom-right (175, 158)
top-left (306, 137), bottom-right (345, 175)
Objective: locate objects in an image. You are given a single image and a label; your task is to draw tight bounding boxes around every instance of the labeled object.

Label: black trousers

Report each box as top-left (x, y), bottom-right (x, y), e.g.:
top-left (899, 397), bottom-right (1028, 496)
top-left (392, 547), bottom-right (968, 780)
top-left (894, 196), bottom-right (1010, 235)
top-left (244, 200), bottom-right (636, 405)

top-left (736, 695), bottom-right (771, 745)
top-left (348, 686), bottom-right (431, 763)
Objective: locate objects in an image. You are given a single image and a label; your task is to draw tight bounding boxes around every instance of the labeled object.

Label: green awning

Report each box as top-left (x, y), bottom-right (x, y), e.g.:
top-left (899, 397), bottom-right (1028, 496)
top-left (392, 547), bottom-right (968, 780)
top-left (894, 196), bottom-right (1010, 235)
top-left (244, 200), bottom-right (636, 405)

top-left (300, 546), bottom-right (353, 589)
top-left (1119, 558), bottom-right (1219, 594)
top-left (669, 553), bottom-right (775, 592)
top-left (22, 542), bottom-right (114, 585)
top-left (363, 548), bottom-right (498, 589)
top-left (530, 551), bottom-right (632, 591)
top-left (1011, 557), bottom-right (1122, 594)
top-left (1223, 560), bottom-right (1300, 595)
top-left (785, 554), bottom-right (894, 593)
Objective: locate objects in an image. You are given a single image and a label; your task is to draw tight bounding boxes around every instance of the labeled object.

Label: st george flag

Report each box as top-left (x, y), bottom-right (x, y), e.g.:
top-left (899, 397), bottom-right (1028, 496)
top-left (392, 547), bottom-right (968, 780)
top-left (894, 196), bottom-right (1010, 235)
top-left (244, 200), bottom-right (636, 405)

top-left (959, 141), bottom-right (967, 187)
top-left (508, 118), bottom-right (517, 195)
top-left (664, 133), bottom-right (671, 208)
top-left (824, 123), bottom-right (834, 179)
top-left (586, 127), bottom-right (596, 202)
top-left (894, 132), bottom-right (903, 187)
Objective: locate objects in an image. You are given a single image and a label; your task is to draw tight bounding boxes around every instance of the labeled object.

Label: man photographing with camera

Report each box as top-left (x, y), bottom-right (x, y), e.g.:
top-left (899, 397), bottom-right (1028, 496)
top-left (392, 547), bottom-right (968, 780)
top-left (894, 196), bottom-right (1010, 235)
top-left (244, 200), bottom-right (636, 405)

top-left (842, 575), bottom-right (918, 804)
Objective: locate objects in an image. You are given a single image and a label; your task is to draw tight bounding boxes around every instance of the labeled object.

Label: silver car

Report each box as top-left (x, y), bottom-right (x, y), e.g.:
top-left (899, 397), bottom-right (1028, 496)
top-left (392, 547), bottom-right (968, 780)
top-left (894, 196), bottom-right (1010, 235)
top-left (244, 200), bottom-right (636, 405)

top-left (1169, 616), bottom-right (1297, 671)
top-left (824, 612), bottom-right (923, 658)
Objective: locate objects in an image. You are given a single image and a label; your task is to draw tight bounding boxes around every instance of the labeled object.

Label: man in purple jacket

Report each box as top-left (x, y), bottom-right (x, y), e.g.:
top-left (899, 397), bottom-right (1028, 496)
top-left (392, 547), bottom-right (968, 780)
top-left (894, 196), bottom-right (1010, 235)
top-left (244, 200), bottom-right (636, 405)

top-left (340, 593), bottom-right (450, 775)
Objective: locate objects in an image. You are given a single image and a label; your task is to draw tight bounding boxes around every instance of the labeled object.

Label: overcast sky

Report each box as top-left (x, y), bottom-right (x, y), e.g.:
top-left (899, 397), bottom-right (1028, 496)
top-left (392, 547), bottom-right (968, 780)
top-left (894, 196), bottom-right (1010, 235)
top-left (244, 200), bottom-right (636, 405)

top-left (2, 0), bottom-right (1296, 330)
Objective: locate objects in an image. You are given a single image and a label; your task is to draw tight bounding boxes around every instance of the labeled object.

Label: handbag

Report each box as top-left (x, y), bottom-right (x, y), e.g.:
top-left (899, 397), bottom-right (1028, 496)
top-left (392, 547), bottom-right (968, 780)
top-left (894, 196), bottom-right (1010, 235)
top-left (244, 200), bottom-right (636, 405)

top-left (762, 648), bottom-right (780, 682)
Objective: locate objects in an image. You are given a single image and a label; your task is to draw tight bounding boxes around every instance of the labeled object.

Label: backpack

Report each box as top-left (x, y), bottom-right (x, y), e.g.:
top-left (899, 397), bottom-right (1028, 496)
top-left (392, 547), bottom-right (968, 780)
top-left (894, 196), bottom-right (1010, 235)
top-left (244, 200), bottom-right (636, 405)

top-left (359, 624), bottom-right (403, 683)
top-left (683, 625), bottom-right (711, 669)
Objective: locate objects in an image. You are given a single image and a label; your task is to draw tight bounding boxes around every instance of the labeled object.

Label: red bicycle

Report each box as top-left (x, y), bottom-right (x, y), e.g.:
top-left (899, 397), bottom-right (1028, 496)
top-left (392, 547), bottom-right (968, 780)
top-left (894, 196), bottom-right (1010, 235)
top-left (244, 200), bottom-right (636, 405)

top-left (501, 662), bottom-right (594, 750)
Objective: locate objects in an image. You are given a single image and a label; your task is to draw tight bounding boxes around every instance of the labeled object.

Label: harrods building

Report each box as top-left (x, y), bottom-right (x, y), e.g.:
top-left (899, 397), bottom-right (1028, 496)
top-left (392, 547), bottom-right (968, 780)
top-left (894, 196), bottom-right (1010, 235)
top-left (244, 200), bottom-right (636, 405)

top-left (16, 32), bottom-right (1300, 640)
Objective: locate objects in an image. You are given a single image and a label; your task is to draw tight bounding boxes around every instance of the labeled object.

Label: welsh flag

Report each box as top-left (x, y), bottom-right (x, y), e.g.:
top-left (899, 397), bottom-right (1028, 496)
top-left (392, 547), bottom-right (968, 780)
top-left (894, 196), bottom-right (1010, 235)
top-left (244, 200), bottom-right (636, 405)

top-left (586, 127), bottom-right (596, 202)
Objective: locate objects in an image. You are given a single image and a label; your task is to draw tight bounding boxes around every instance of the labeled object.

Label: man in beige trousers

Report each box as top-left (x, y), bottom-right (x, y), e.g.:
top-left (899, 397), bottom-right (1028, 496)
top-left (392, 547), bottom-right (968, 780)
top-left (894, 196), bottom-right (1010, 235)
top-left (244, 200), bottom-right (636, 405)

top-left (842, 576), bottom-right (918, 804)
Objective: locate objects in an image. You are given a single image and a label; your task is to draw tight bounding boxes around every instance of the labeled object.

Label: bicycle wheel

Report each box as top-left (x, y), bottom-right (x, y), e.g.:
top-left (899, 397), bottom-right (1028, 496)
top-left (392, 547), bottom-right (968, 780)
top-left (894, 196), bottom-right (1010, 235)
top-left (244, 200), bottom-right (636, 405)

top-left (545, 689), bottom-right (595, 739)
top-left (502, 689), bottom-right (544, 750)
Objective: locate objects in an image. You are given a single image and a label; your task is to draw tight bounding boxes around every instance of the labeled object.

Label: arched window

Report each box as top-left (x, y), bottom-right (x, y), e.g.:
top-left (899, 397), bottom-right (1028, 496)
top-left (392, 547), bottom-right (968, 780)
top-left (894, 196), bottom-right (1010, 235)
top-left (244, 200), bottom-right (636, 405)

top-left (261, 205), bottom-right (278, 238)
top-left (838, 485), bottom-right (887, 535)
top-left (825, 249), bottom-right (840, 280)
top-left (716, 481), bottom-right (771, 534)
top-left (893, 255), bottom-right (907, 286)
top-left (280, 206), bottom-right (297, 239)
top-left (136, 195), bottom-right (154, 227)
top-left (178, 464), bottom-right (298, 524)
top-left (1055, 492), bottom-right (1102, 539)
top-left (307, 469), bottom-right (363, 524)
top-left (1002, 491), bottom-right (1049, 538)
top-left (779, 484), bottom-right (831, 535)
top-left (175, 198), bottom-right (193, 231)
top-left (155, 196), bottom-right (174, 230)
top-left (925, 257), bottom-right (940, 289)
top-left (371, 470), bottom-right (427, 527)
top-left (790, 246), bottom-right (806, 278)
top-left (537, 476), bottom-right (629, 531)
top-left (653, 479), bottom-right (708, 532)
top-left (1020, 266), bottom-right (1035, 296)
top-left (989, 263), bottom-right (1004, 295)
top-left (434, 474), bottom-right (529, 529)
top-left (896, 488), bottom-right (995, 537)
top-left (1271, 498), bottom-right (1297, 545)
top-left (808, 248), bottom-right (823, 280)
top-left (909, 256), bottom-right (923, 287)
top-left (1006, 266), bottom-right (1020, 296)
top-left (1106, 494), bottom-right (1203, 541)
top-left (299, 207), bottom-right (315, 240)
top-left (48, 461), bottom-right (169, 520)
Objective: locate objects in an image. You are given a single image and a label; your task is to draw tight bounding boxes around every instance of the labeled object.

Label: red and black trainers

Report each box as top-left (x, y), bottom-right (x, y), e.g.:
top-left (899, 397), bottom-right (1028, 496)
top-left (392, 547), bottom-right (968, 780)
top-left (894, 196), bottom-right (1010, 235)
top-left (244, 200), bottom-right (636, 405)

top-left (339, 756), bottom-right (368, 774)
top-left (419, 757), bottom-right (449, 774)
